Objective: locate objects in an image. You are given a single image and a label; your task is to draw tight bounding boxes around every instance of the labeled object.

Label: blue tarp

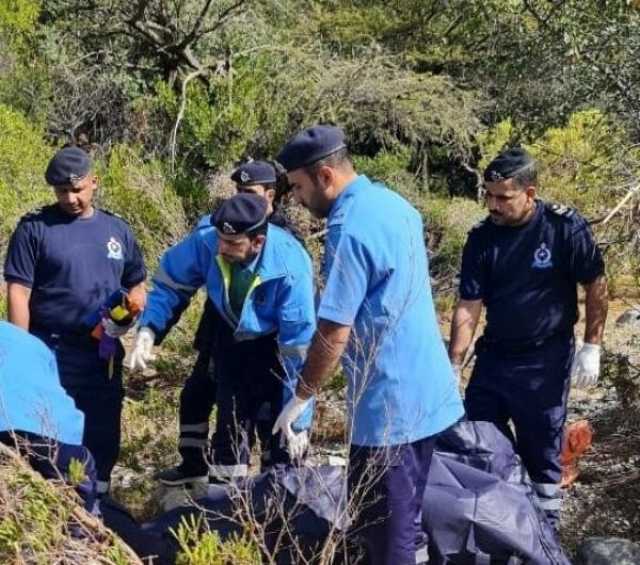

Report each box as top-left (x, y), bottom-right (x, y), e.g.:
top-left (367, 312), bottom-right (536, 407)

top-left (425, 421), bottom-right (571, 564)
top-left (105, 421), bottom-right (570, 564)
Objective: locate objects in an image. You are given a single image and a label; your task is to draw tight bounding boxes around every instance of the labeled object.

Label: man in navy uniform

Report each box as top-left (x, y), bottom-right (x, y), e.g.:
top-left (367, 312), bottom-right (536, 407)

top-left (272, 125), bottom-right (464, 564)
top-left (151, 161), bottom-right (305, 485)
top-left (130, 193), bottom-right (315, 482)
top-left (4, 146), bottom-right (147, 496)
top-left (448, 147), bottom-right (608, 529)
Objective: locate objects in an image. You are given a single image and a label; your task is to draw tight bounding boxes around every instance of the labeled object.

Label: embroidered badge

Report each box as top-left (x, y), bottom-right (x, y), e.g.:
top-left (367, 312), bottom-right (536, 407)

top-left (487, 170), bottom-right (505, 182)
top-left (532, 242), bottom-right (553, 269)
top-left (240, 171), bottom-right (251, 183)
top-left (222, 221), bottom-right (236, 234)
top-left (107, 237), bottom-right (123, 260)
top-left (549, 203), bottom-right (575, 218)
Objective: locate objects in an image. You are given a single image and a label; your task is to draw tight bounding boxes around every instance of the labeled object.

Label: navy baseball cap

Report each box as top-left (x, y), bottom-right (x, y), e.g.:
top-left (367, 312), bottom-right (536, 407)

top-left (231, 161), bottom-right (276, 186)
top-left (484, 148), bottom-right (535, 183)
top-left (45, 147), bottom-right (92, 186)
top-left (213, 193), bottom-right (268, 236)
top-left (276, 125), bottom-right (346, 172)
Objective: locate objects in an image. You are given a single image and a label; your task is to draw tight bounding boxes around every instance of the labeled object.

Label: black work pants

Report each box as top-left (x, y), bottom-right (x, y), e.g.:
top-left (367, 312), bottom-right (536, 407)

top-left (176, 349), bottom-right (217, 475)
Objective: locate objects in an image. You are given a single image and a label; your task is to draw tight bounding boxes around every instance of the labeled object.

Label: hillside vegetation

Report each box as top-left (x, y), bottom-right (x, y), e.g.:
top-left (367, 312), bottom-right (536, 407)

top-left (1, 1), bottom-right (640, 562)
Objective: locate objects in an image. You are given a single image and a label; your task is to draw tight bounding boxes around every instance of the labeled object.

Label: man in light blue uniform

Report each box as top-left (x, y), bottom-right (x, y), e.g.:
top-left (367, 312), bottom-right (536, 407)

top-left (273, 125), bottom-right (464, 564)
top-left (130, 193), bottom-right (315, 479)
top-left (0, 321), bottom-right (97, 511)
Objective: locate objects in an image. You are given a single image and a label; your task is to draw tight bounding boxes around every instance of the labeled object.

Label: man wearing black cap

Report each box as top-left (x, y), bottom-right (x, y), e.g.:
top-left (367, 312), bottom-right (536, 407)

top-left (3, 146), bottom-right (147, 496)
top-left (149, 161), bottom-right (305, 485)
top-left (273, 125), bottom-right (464, 564)
top-left (131, 192), bottom-right (315, 482)
top-left (448, 147), bottom-right (608, 530)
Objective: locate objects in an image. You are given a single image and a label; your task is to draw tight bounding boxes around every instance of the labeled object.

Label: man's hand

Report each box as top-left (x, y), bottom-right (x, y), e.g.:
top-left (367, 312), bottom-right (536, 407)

top-left (571, 343), bottom-right (601, 388)
top-left (128, 327), bottom-right (156, 370)
top-left (102, 317), bottom-right (136, 338)
top-left (272, 394), bottom-right (312, 460)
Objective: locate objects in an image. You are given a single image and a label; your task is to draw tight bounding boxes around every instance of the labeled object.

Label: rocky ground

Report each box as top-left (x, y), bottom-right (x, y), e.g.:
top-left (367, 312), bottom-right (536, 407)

top-left (559, 300), bottom-right (640, 557)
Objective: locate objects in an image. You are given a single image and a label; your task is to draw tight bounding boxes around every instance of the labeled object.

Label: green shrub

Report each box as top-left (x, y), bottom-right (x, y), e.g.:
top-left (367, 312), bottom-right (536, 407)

top-left (98, 144), bottom-right (187, 270)
top-left (0, 0), bottom-right (39, 51)
top-left (172, 515), bottom-right (260, 565)
top-left (154, 64), bottom-right (265, 170)
top-left (476, 118), bottom-right (517, 172)
top-left (353, 148), bottom-right (413, 187)
top-left (529, 110), bottom-right (633, 214)
top-left (416, 195), bottom-right (486, 281)
top-left (0, 104), bottom-right (52, 255)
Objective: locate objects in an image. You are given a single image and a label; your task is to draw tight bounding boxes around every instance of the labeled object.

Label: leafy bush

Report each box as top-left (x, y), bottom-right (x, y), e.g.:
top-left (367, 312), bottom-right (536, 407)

top-left (529, 110), bottom-right (635, 215)
top-left (417, 195), bottom-right (486, 284)
top-left (0, 443), bottom-right (137, 564)
top-left (173, 516), bottom-right (260, 565)
top-left (0, 104), bottom-right (52, 254)
top-left (98, 145), bottom-right (188, 269)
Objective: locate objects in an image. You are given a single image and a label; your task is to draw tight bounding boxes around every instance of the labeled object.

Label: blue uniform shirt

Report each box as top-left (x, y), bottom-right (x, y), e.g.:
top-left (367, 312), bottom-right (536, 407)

top-left (140, 220), bottom-right (316, 430)
top-left (318, 175), bottom-right (464, 447)
top-left (4, 205), bottom-right (146, 334)
top-left (0, 322), bottom-right (84, 444)
top-left (459, 201), bottom-right (605, 344)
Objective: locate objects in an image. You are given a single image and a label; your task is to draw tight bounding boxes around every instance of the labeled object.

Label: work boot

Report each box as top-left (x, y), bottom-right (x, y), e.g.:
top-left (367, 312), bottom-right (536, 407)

top-left (155, 464), bottom-right (208, 486)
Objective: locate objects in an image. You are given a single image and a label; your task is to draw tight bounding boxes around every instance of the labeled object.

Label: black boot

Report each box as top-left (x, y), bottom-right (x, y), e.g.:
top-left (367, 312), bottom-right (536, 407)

top-left (155, 464), bottom-right (208, 485)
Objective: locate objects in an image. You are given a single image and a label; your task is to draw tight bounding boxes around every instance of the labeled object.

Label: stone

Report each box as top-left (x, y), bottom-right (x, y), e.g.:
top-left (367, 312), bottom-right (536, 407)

top-left (615, 306), bottom-right (640, 328)
top-left (575, 537), bottom-right (640, 565)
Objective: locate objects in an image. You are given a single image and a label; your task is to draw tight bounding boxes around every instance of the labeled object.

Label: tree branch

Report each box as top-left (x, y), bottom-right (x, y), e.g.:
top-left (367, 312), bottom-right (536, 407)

top-left (169, 68), bottom-right (208, 170)
top-left (198, 0), bottom-right (247, 37)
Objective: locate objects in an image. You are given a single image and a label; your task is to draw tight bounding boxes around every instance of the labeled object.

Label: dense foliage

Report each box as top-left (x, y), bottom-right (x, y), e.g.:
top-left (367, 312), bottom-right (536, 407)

top-left (2, 0), bottom-right (638, 285)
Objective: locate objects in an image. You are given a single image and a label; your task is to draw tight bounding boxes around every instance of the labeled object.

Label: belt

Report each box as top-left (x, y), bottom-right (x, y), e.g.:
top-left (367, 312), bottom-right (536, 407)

top-left (477, 331), bottom-right (573, 354)
top-left (31, 327), bottom-right (97, 350)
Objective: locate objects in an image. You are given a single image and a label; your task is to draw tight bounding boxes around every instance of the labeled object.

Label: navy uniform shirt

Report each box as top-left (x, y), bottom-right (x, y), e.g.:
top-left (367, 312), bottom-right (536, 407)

top-left (459, 200), bottom-right (604, 344)
top-left (4, 205), bottom-right (146, 335)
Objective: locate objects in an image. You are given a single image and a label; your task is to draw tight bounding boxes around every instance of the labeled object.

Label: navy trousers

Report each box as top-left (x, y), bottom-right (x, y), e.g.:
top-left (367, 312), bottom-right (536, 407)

top-left (465, 333), bottom-right (574, 528)
top-left (176, 350), bottom-right (216, 476)
top-left (36, 333), bottom-right (125, 493)
top-left (348, 435), bottom-right (436, 565)
top-left (0, 430), bottom-right (98, 512)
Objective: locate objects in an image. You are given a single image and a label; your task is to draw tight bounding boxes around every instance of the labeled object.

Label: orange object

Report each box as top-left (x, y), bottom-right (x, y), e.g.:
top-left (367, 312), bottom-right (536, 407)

top-left (90, 291), bottom-right (144, 340)
top-left (127, 285), bottom-right (146, 314)
top-left (560, 419), bottom-right (593, 488)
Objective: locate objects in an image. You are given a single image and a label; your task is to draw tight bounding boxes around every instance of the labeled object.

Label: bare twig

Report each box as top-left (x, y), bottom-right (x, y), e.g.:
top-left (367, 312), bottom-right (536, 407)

top-left (601, 183), bottom-right (640, 225)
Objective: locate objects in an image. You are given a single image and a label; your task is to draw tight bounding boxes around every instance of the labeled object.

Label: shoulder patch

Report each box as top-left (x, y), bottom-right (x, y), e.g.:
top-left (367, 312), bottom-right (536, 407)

top-left (468, 217), bottom-right (488, 233)
top-left (101, 208), bottom-right (126, 221)
top-left (101, 209), bottom-right (134, 230)
top-left (546, 202), bottom-right (576, 219)
top-left (20, 207), bottom-right (44, 220)
top-left (18, 206), bottom-right (52, 224)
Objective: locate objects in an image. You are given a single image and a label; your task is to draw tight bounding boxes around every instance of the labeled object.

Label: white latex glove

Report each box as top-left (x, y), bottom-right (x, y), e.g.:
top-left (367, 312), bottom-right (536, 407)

top-left (128, 327), bottom-right (156, 371)
top-left (272, 394), bottom-right (312, 459)
top-left (101, 317), bottom-right (135, 338)
top-left (452, 364), bottom-right (461, 384)
top-left (282, 429), bottom-right (309, 462)
top-left (571, 343), bottom-right (601, 389)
